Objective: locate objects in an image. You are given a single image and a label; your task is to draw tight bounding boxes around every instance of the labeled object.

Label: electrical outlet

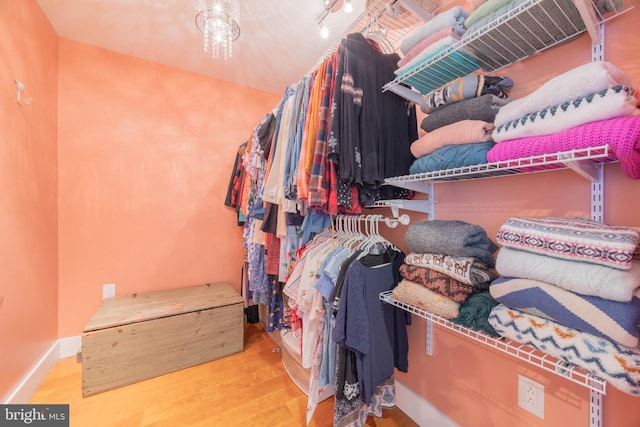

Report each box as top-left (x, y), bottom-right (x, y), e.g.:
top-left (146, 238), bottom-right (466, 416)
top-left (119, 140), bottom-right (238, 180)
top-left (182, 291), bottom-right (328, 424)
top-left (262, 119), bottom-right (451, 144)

top-left (518, 375), bottom-right (544, 419)
top-left (103, 283), bottom-right (116, 299)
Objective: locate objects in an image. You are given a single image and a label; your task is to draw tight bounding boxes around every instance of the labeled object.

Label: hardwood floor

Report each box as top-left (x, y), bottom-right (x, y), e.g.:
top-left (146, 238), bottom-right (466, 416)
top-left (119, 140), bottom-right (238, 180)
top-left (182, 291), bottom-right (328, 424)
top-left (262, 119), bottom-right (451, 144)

top-left (30, 323), bottom-right (418, 427)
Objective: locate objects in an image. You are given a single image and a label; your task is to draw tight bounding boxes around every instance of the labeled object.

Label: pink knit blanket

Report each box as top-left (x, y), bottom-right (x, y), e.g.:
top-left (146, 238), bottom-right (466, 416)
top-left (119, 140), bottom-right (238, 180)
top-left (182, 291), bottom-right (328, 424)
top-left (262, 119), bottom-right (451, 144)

top-left (486, 115), bottom-right (640, 179)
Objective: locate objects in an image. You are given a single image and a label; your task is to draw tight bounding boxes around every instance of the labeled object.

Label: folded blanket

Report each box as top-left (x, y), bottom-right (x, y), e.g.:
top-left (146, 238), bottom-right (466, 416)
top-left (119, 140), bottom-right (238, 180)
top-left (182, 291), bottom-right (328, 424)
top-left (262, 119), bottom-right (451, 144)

top-left (488, 304), bottom-right (640, 396)
top-left (410, 120), bottom-right (495, 158)
top-left (495, 61), bottom-right (633, 126)
top-left (490, 276), bottom-right (640, 347)
top-left (398, 26), bottom-right (461, 68)
top-left (496, 247), bottom-right (640, 302)
top-left (395, 36), bottom-right (461, 76)
top-left (493, 86), bottom-right (639, 142)
top-left (464, 0), bottom-right (520, 31)
top-left (399, 263), bottom-right (475, 303)
top-left (421, 94), bottom-right (510, 133)
top-left (400, 6), bottom-right (469, 55)
top-left (392, 279), bottom-right (460, 319)
top-left (451, 291), bottom-right (499, 336)
top-left (486, 115), bottom-right (640, 179)
top-left (496, 216), bottom-right (640, 270)
top-left (406, 220), bottom-right (498, 267)
top-left (421, 75), bottom-right (513, 114)
top-left (409, 141), bottom-right (494, 174)
top-left (405, 252), bottom-right (498, 287)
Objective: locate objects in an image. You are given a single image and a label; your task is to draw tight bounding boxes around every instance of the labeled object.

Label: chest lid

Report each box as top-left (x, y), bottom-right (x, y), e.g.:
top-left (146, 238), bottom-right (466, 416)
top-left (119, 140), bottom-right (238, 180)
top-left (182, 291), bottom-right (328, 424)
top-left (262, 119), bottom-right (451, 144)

top-left (83, 282), bottom-right (242, 332)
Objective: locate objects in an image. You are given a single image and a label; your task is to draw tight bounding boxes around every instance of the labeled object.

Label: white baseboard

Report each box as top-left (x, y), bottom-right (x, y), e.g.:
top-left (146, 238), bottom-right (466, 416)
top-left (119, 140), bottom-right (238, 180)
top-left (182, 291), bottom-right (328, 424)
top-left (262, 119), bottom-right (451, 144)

top-left (396, 380), bottom-right (460, 427)
top-left (3, 341), bottom-right (59, 404)
top-left (59, 335), bottom-right (81, 359)
top-left (3, 335), bottom-right (81, 404)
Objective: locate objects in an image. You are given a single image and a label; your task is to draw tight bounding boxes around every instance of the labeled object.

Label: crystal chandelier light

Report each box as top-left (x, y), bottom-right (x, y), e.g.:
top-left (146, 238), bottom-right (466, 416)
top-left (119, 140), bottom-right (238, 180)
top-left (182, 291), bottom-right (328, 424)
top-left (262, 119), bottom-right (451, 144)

top-left (195, 0), bottom-right (240, 60)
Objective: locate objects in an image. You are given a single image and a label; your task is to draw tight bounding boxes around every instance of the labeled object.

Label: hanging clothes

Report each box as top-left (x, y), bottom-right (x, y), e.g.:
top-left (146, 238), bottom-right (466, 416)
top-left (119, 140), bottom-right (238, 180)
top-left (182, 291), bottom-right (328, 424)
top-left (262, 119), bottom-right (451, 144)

top-left (330, 244), bottom-right (409, 427)
top-left (329, 32), bottom-right (418, 208)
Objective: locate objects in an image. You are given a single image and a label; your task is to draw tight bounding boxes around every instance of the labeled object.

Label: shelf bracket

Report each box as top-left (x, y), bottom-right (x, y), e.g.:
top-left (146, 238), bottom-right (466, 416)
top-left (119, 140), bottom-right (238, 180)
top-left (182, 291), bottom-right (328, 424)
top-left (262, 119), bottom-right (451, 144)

top-left (574, 0), bottom-right (602, 44)
top-left (558, 153), bottom-right (601, 182)
top-left (386, 82), bottom-right (424, 104)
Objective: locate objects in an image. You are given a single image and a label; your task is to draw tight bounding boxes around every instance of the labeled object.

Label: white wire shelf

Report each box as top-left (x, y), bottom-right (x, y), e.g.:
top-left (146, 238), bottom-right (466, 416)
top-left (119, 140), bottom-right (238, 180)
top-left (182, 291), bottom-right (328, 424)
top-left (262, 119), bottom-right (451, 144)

top-left (383, 145), bottom-right (617, 189)
top-left (380, 290), bottom-right (608, 394)
top-left (384, 0), bottom-right (633, 96)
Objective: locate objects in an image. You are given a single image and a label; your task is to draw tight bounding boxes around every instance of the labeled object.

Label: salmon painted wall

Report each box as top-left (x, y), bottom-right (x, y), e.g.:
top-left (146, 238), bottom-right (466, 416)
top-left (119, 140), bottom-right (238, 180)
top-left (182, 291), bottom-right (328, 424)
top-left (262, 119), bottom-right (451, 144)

top-left (0, 1), bottom-right (59, 401)
top-left (57, 39), bottom-right (281, 337)
top-left (381, 2), bottom-right (640, 426)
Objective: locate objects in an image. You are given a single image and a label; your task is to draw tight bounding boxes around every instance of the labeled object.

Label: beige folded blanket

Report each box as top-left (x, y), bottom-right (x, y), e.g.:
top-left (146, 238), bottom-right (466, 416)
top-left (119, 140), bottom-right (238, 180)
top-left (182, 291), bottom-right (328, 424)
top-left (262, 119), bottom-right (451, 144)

top-left (410, 120), bottom-right (495, 158)
top-left (392, 279), bottom-right (460, 319)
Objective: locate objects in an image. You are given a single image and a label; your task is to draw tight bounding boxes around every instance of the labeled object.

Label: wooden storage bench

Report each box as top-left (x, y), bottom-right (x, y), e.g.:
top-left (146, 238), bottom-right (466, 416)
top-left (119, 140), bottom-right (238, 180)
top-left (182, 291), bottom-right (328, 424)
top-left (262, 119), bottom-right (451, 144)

top-left (81, 282), bottom-right (243, 396)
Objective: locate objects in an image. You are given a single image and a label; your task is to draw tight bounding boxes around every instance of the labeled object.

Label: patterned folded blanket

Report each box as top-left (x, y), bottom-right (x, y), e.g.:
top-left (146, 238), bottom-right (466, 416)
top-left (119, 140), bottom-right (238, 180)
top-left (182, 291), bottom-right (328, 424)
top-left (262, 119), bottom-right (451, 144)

top-left (495, 61), bottom-right (632, 126)
top-left (400, 6), bottom-right (469, 55)
top-left (398, 26), bottom-right (461, 68)
top-left (406, 220), bottom-right (499, 267)
top-left (451, 291), bottom-right (499, 337)
top-left (392, 279), bottom-right (460, 319)
top-left (405, 252), bottom-right (498, 287)
top-left (490, 276), bottom-right (640, 347)
top-left (488, 305), bottom-right (640, 396)
top-left (421, 94), bottom-right (510, 133)
top-left (496, 216), bottom-right (640, 270)
top-left (399, 263), bottom-right (475, 303)
top-left (492, 86), bottom-right (639, 142)
top-left (409, 141), bottom-right (494, 174)
top-left (496, 247), bottom-right (640, 302)
top-left (420, 75), bottom-right (513, 114)
top-left (410, 120), bottom-right (495, 158)
top-left (486, 115), bottom-right (640, 179)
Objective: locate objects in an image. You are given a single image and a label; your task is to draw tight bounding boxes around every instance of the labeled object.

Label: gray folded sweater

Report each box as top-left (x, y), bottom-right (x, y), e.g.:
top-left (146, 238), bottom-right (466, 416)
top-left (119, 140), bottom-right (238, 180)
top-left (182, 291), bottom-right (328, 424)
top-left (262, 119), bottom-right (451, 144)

top-left (420, 94), bottom-right (510, 133)
top-left (405, 220), bottom-right (498, 267)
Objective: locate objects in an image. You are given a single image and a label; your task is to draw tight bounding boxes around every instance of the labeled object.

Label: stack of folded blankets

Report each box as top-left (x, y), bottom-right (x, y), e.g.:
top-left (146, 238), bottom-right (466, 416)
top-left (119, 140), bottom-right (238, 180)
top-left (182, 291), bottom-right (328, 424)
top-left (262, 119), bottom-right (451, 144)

top-left (395, 220), bottom-right (500, 335)
top-left (395, 5), bottom-right (472, 81)
top-left (408, 74), bottom-right (512, 175)
top-left (487, 216), bottom-right (640, 395)
top-left (486, 61), bottom-right (640, 179)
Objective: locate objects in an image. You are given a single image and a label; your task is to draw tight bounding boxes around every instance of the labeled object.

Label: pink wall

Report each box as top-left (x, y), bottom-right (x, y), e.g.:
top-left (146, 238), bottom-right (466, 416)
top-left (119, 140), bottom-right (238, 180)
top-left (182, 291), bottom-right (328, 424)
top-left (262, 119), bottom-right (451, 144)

top-left (384, 3), bottom-right (640, 426)
top-left (0, 0), bottom-right (59, 401)
top-left (57, 39), bottom-right (281, 337)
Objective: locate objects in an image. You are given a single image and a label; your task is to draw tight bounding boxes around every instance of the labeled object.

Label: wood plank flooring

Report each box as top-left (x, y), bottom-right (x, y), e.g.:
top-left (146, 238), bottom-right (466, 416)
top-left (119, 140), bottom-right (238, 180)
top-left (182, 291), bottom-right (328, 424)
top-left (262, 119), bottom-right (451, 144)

top-left (30, 323), bottom-right (418, 427)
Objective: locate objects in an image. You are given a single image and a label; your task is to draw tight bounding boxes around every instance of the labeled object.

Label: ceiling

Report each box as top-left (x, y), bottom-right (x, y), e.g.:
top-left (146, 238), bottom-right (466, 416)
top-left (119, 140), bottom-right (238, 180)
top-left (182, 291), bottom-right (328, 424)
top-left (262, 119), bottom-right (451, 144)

top-left (35, 0), bottom-right (370, 95)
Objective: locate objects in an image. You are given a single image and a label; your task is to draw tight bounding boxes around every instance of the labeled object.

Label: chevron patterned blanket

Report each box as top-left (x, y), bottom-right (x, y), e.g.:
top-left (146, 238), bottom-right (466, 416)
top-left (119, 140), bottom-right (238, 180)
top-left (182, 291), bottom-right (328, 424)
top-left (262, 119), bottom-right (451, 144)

top-left (488, 304), bottom-right (640, 395)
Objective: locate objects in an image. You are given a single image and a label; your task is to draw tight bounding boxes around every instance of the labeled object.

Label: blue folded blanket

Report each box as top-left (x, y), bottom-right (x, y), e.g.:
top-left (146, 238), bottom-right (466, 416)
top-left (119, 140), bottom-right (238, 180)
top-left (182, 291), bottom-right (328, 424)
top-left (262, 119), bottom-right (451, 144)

top-left (409, 141), bottom-right (494, 174)
top-left (490, 276), bottom-right (640, 348)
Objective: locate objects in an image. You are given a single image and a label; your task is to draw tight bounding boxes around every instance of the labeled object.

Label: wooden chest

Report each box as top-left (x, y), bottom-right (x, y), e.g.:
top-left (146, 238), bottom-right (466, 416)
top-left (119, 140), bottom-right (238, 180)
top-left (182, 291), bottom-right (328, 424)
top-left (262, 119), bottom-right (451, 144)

top-left (81, 282), bottom-right (243, 396)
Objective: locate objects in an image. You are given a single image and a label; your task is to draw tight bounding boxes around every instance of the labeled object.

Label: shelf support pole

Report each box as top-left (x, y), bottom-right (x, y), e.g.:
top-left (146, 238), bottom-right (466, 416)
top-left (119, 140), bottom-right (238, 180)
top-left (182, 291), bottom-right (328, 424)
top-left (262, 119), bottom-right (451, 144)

top-left (590, 377), bottom-right (603, 427)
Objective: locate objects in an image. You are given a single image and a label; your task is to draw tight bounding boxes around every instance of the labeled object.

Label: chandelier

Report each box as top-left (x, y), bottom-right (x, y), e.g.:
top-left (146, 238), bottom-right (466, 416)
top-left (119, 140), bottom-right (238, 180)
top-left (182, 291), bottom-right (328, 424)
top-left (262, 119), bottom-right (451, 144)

top-left (195, 0), bottom-right (240, 60)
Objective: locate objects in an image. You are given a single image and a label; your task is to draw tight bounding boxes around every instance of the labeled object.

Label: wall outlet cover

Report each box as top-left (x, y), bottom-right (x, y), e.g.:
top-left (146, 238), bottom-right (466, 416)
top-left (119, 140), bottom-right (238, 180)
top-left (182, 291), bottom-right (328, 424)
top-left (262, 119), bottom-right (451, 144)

top-left (518, 374), bottom-right (544, 419)
top-left (103, 283), bottom-right (116, 299)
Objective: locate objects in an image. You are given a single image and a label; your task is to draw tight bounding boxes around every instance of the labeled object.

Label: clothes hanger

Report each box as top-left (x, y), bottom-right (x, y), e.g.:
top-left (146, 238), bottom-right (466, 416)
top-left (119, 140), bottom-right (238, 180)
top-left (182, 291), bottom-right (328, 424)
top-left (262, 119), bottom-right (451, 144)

top-left (364, 12), bottom-right (395, 54)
